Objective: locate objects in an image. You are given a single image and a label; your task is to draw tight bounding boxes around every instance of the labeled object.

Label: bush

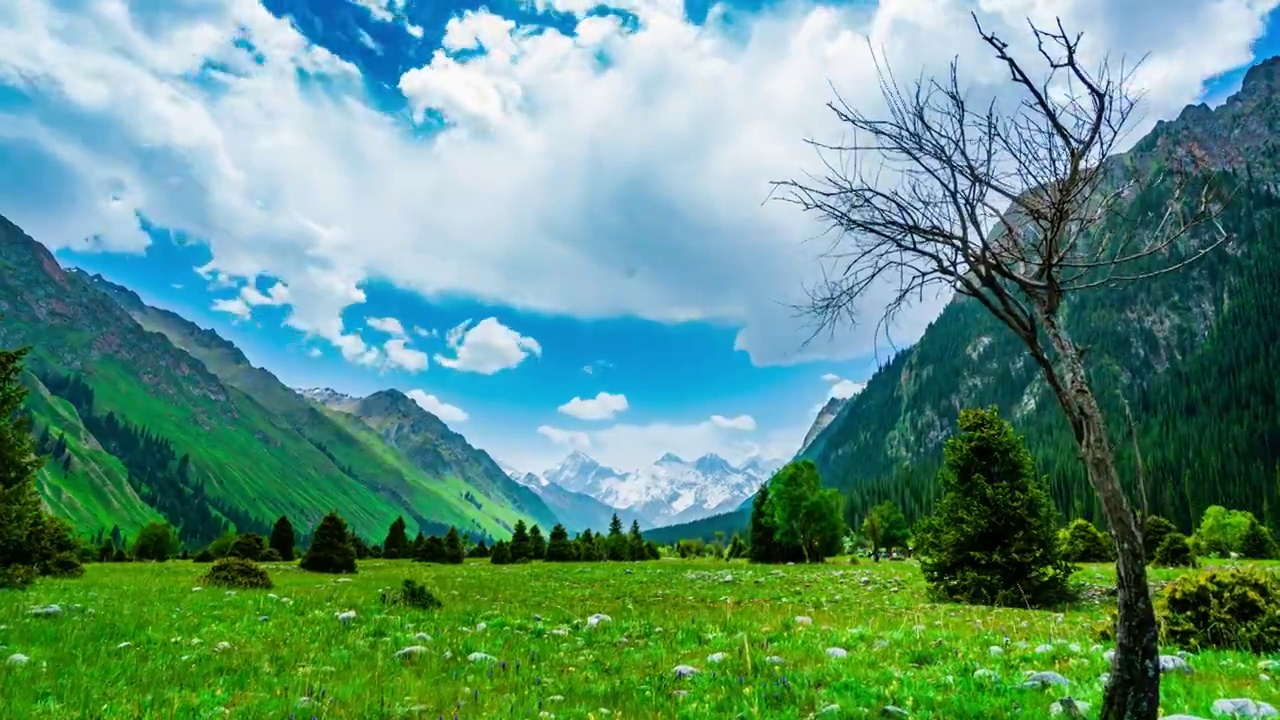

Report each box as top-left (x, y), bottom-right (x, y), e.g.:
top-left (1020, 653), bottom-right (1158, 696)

top-left (300, 512), bottom-right (358, 574)
top-left (1157, 567), bottom-right (1280, 653)
top-left (914, 407), bottom-right (1073, 608)
top-left (1059, 519), bottom-right (1114, 563)
top-left (381, 579), bottom-right (443, 610)
top-left (1152, 532), bottom-right (1197, 568)
top-left (260, 547), bottom-right (282, 562)
top-left (490, 540), bottom-right (511, 565)
top-left (199, 557), bottom-right (274, 590)
top-left (226, 533), bottom-right (266, 561)
top-left (1142, 515), bottom-right (1177, 560)
top-left (1239, 518), bottom-right (1278, 560)
top-left (193, 548), bottom-right (216, 563)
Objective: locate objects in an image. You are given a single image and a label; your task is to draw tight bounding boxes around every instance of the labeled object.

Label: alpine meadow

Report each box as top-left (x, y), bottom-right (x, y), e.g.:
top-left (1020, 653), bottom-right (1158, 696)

top-left (3, 1), bottom-right (1280, 720)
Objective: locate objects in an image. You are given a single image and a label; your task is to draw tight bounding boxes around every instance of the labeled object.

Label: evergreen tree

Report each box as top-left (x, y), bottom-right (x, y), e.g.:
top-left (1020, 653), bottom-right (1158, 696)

top-left (490, 540), bottom-right (511, 565)
top-left (411, 531), bottom-right (427, 560)
top-left (726, 533), bottom-right (747, 560)
top-left (300, 512), bottom-right (358, 574)
top-left (1141, 515), bottom-right (1176, 561)
top-left (422, 535), bottom-right (447, 563)
top-left (1240, 517), bottom-right (1278, 560)
top-left (468, 539), bottom-right (491, 558)
top-left (444, 527), bottom-right (466, 564)
top-left (0, 343), bottom-right (82, 587)
top-left (747, 482), bottom-right (778, 563)
top-left (546, 523), bottom-right (575, 562)
top-left (606, 513), bottom-right (629, 560)
top-left (628, 520), bottom-right (646, 560)
top-left (914, 407), bottom-right (1073, 608)
top-left (269, 515), bottom-right (296, 561)
top-left (383, 516), bottom-right (410, 559)
top-left (132, 521), bottom-right (178, 562)
top-left (1060, 518), bottom-right (1115, 563)
top-left (510, 520), bottom-right (531, 562)
top-left (350, 532), bottom-right (371, 560)
top-left (528, 524), bottom-right (547, 560)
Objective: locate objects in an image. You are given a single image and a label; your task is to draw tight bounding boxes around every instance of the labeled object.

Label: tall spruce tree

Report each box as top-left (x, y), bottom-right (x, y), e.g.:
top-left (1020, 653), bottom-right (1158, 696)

top-left (269, 515), bottom-right (296, 561)
top-left (444, 527), bottom-right (466, 564)
top-left (914, 408), bottom-right (1072, 607)
top-left (0, 343), bottom-right (82, 587)
top-left (528, 524), bottom-right (547, 560)
top-left (490, 540), bottom-right (511, 565)
top-left (300, 511), bottom-right (358, 574)
top-left (627, 520), bottom-right (646, 561)
top-left (383, 516), bottom-right (410, 559)
top-left (510, 520), bottom-right (531, 562)
top-left (747, 482), bottom-right (777, 563)
top-left (605, 513), bottom-right (629, 560)
top-left (546, 523), bottom-right (574, 561)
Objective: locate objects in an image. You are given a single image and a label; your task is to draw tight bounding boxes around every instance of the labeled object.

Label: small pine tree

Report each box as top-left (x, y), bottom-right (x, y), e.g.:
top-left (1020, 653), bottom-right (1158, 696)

top-left (491, 540), bottom-right (512, 565)
top-left (226, 533), bottom-right (266, 561)
top-left (1239, 518), bottom-right (1278, 560)
top-left (546, 523), bottom-right (575, 562)
top-left (528, 524), bottom-right (547, 560)
top-left (300, 512), bottom-right (358, 574)
top-left (510, 520), bottom-right (531, 562)
top-left (1142, 515), bottom-right (1177, 561)
top-left (469, 539), bottom-right (491, 558)
top-left (606, 513), bottom-right (629, 561)
top-left (350, 532), bottom-right (371, 560)
top-left (748, 482), bottom-right (777, 563)
top-left (1060, 518), bottom-right (1114, 563)
top-left (411, 531), bottom-right (427, 560)
top-left (269, 515), bottom-right (296, 561)
top-left (914, 407), bottom-right (1073, 608)
top-left (444, 527), bottom-right (466, 564)
top-left (383, 516), bottom-right (410, 559)
top-left (726, 533), bottom-right (747, 560)
top-left (627, 520), bottom-right (646, 560)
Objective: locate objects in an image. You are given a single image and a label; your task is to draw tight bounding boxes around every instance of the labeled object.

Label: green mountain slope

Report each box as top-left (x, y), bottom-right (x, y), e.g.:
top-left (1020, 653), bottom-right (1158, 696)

top-left (0, 217), bottom-right (557, 543)
top-left (804, 57), bottom-right (1280, 533)
top-left (79, 272), bottom-right (554, 539)
top-left (654, 56), bottom-right (1280, 543)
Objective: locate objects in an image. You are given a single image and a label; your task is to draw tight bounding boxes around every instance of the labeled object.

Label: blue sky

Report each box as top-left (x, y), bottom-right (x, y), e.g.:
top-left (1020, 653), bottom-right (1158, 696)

top-left (2, 0), bottom-right (1278, 473)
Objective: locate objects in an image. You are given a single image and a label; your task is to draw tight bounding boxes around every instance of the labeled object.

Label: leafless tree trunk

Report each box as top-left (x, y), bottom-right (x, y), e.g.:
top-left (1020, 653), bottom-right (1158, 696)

top-left (773, 15), bottom-right (1227, 720)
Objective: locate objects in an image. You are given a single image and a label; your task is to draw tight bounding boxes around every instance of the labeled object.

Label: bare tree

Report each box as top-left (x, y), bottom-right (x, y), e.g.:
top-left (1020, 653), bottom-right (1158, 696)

top-left (773, 15), bottom-right (1227, 720)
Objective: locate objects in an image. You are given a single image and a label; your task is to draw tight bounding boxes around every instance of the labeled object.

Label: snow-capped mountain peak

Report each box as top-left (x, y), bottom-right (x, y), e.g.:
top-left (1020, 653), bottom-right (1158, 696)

top-left (539, 450), bottom-right (784, 528)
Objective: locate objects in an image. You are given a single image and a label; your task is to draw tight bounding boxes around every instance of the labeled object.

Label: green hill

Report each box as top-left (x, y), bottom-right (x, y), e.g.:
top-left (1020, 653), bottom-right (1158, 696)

top-left (0, 216), bottom-right (559, 545)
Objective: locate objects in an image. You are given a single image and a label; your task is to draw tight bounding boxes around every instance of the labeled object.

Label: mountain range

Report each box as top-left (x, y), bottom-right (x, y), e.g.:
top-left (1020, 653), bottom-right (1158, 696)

top-left (513, 450), bottom-right (784, 530)
top-left (650, 55), bottom-right (1280, 545)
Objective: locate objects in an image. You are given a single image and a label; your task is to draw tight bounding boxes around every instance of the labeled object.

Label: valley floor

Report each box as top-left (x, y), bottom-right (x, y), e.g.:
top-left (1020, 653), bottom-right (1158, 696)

top-left (1, 559), bottom-right (1276, 719)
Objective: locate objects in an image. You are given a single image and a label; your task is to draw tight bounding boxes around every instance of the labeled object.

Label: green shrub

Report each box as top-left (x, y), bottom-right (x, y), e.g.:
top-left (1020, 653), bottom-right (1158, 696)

top-left (1059, 519), bottom-right (1114, 563)
top-left (1142, 515), bottom-right (1177, 560)
top-left (199, 557), bottom-right (274, 590)
top-left (1152, 532), bottom-right (1197, 568)
top-left (192, 548), bottom-right (216, 563)
top-left (226, 533), bottom-right (266, 561)
top-left (1157, 567), bottom-right (1280, 653)
top-left (1239, 518), bottom-right (1278, 560)
top-left (490, 540), bottom-right (511, 565)
top-left (260, 547), bottom-right (282, 562)
top-left (381, 579), bottom-right (443, 610)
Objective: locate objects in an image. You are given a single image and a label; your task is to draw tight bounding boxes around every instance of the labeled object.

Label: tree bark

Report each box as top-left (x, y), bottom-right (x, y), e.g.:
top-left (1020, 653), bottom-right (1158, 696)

top-left (1039, 311), bottom-right (1161, 720)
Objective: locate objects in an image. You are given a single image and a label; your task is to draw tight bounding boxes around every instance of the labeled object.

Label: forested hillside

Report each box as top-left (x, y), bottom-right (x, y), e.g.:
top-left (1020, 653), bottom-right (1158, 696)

top-left (0, 217), bottom-right (558, 545)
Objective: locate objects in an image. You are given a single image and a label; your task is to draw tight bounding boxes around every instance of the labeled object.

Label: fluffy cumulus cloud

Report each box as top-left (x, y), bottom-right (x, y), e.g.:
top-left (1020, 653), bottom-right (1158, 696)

top-left (710, 414), bottom-right (757, 431)
top-left (407, 389), bottom-right (469, 423)
top-left (0, 0), bottom-right (1275, 369)
top-left (367, 316), bottom-right (406, 336)
top-left (822, 373), bottom-right (866, 400)
top-left (558, 391), bottom-right (630, 421)
top-left (435, 318), bottom-right (542, 374)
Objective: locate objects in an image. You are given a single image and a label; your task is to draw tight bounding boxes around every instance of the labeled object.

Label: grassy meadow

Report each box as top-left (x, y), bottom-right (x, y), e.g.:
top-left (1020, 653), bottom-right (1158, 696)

top-left (1, 558), bottom-right (1276, 719)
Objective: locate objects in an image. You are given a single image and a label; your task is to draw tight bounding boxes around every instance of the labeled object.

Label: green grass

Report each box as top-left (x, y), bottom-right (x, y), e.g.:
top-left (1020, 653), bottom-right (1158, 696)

top-left (2, 560), bottom-right (1276, 719)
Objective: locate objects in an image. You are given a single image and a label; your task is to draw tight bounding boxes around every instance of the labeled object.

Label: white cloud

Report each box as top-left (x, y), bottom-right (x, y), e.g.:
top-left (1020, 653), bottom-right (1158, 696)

top-left (537, 413), bottom-right (795, 470)
top-left (822, 374), bottom-right (866, 400)
top-left (367, 316), bottom-right (406, 336)
top-left (558, 391), bottom-right (629, 420)
top-left (211, 296), bottom-right (251, 319)
top-left (383, 338), bottom-right (429, 372)
top-left (710, 414), bottom-right (756, 431)
top-left (407, 389), bottom-right (469, 423)
top-left (0, 0), bottom-right (1274, 369)
top-left (434, 317), bottom-right (541, 374)
top-left (413, 325), bottom-right (437, 338)
top-left (537, 425), bottom-right (591, 449)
